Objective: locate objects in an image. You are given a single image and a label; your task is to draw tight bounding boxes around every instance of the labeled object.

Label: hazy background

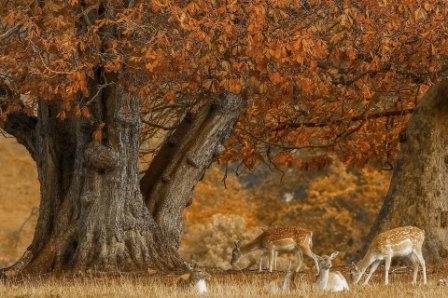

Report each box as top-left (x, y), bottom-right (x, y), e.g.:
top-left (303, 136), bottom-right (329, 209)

top-left (0, 138), bottom-right (390, 270)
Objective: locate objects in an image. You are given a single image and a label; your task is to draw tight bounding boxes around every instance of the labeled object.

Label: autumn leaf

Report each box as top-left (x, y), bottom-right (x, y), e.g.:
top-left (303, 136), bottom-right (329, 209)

top-left (165, 90), bottom-right (177, 102)
top-left (269, 72), bottom-right (283, 84)
top-left (92, 122), bottom-right (106, 142)
top-left (81, 106), bottom-right (92, 119)
top-left (56, 111), bottom-right (66, 121)
top-left (414, 7), bottom-right (427, 20)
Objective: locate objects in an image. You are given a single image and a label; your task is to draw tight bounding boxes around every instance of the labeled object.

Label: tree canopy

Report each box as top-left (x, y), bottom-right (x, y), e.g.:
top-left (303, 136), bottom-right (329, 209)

top-left (1, 0), bottom-right (447, 169)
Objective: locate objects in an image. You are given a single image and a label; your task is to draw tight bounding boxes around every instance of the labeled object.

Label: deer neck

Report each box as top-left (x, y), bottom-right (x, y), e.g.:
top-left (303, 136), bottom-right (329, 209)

top-left (356, 251), bottom-right (376, 274)
top-left (316, 268), bottom-right (329, 289)
top-left (241, 237), bottom-right (263, 255)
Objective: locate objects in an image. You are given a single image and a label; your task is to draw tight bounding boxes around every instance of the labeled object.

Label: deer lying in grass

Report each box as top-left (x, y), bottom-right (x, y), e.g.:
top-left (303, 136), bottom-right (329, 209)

top-left (351, 226), bottom-right (427, 285)
top-left (231, 226), bottom-right (319, 273)
top-left (314, 251), bottom-right (349, 292)
top-left (177, 266), bottom-right (211, 294)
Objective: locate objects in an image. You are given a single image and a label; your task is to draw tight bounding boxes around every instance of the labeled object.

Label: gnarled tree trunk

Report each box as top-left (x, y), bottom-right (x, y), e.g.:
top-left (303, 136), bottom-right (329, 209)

top-left (2, 85), bottom-right (180, 276)
top-left (366, 80), bottom-right (448, 263)
top-left (1, 87), bottom-right (243, 277)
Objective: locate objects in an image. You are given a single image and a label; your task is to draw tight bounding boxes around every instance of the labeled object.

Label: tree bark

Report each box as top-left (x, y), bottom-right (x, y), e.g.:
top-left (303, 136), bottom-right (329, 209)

top-left (365, 80), bottom-right (448, 263)
top-left (140, 93), bottom-right (244, 250)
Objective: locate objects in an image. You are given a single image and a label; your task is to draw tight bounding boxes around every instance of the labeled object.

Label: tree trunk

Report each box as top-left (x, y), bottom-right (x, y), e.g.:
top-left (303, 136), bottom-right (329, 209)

top-left (1, 85), bottom-right (185, 277)
top-left (140, 93), bottom-right (244, 250)
top-left (365, 80), bottom-right (448, 263)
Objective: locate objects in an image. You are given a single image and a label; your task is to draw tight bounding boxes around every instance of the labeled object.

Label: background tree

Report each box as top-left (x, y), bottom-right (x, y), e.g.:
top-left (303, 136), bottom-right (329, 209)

top-left (0, 0), bottom-right (447, 275)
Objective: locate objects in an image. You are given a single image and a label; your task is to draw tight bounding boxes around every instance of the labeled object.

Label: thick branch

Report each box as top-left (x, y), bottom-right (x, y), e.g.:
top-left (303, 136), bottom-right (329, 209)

top-left (0, 85), bottom-right (37, 158)
top-left (140, 93), bottom-right (244, 248)
top-left (0, 112), bottom-right (37, 160)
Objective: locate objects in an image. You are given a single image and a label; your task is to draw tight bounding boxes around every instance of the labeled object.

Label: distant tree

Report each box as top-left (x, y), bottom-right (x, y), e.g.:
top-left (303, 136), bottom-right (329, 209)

top-left (0, 0), bottom-right (447, 275)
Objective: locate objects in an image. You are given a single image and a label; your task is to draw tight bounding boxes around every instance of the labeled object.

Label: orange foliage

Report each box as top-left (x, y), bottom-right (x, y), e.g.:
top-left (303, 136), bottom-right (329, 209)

top-left (1, 1), bottom-right (447, 169)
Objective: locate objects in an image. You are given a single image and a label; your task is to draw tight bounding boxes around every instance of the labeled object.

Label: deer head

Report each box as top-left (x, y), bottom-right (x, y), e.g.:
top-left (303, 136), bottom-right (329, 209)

top-left (350, 261), bottom-right (363, 283)
top-left (316, 251), bottom-right (339, 271)
top-left (230, 240), bottom-right (241, 266)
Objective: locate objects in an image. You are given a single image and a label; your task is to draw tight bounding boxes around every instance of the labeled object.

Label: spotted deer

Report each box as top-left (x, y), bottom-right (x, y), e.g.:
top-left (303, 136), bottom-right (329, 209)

top-left (351, 226), bottom-right (427, 285)
top-left (231, 226), bottom-right (319, 273)
top-left (314, 251), bottom-right (349, 292)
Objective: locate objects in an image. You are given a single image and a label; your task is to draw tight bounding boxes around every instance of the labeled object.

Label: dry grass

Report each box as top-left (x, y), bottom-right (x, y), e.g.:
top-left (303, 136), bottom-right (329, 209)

top-left (0, 269), bottom-right (446, 298)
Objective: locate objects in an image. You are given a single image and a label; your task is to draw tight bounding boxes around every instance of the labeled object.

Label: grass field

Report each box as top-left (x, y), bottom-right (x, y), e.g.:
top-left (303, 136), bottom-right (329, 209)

top-left (1, 267), bottom-right (446, 298)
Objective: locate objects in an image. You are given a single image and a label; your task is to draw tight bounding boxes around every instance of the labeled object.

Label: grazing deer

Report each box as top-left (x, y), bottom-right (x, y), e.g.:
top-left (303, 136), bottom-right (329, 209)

top-left (314, 251), bottom-right (349, 292)
top-left (231, 226), bottom-right (319, 273)
top-left (351, 226), bottom-right (427, 285)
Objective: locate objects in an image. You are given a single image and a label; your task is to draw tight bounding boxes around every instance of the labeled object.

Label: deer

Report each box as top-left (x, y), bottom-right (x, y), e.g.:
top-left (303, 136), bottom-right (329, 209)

top-left (351, 226), bottom-right (427, 285)
top-left (176, 265), bottom-right (211, 295)
top-left (231, 226), bottom-right (319, 274)
top-left (313, 251), bottom-right (349, 292)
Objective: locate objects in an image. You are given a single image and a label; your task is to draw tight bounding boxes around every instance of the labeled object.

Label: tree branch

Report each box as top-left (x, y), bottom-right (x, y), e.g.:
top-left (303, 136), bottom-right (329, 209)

top-left (140, 93), bottom-right (245, 248)
top-left (0, 111), bottom-right (38, 160)
top-left (275, 107), bottom-right (415, 131)
top-left (0, 86), bottom-right (38, 159)
top-left (0, 22), bottom-right (22, 41)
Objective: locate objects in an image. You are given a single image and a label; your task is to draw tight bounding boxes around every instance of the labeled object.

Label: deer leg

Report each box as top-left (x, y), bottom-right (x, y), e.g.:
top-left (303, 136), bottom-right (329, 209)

top-left (409, 254), bottom-right (419, 285)
top-left (269, 248), bottom-right (275, 272)
top-left (414, 251), bottom-right (427, 285)
top-left (294, 249), bottom-right (303, 272)
top-left (274, 251), bottom-right (278, 271)
top-left (302, 246), bottom-right (319, 275)
top-left (363, 260), bottom-right (380, 285)
top-left (258, 254), bottom-right (264, 272)
top-left (384, 255), bottom-right (392, 285)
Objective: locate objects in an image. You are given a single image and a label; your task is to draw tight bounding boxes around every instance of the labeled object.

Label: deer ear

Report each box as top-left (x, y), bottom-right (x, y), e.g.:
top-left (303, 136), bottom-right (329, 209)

top-left (234, 240), bottom-right (241, 249)
top-left (329, 251), bottom-right (339, 260)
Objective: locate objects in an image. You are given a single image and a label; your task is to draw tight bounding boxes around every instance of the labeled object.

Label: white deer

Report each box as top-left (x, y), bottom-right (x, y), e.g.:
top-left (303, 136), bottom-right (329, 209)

top-left (314, 251), bottom-right (349, 292)
top-left (177, 269), bottom-right (211, 295)
top-left (351, 226), bottom-right (427, 285)
top-left (231, 226), bottom-right (319, 273)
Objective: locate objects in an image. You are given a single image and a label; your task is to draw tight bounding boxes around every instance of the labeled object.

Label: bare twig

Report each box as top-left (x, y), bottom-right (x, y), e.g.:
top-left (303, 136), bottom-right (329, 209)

top-left (0, 22), bottom-right (22, 41)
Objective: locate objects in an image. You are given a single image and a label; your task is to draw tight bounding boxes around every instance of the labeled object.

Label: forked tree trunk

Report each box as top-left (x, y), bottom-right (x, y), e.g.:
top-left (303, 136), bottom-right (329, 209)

top-left (366, 80), bottom-right (448, 263)
top-left (0, 87), bottom-right (243, 277)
